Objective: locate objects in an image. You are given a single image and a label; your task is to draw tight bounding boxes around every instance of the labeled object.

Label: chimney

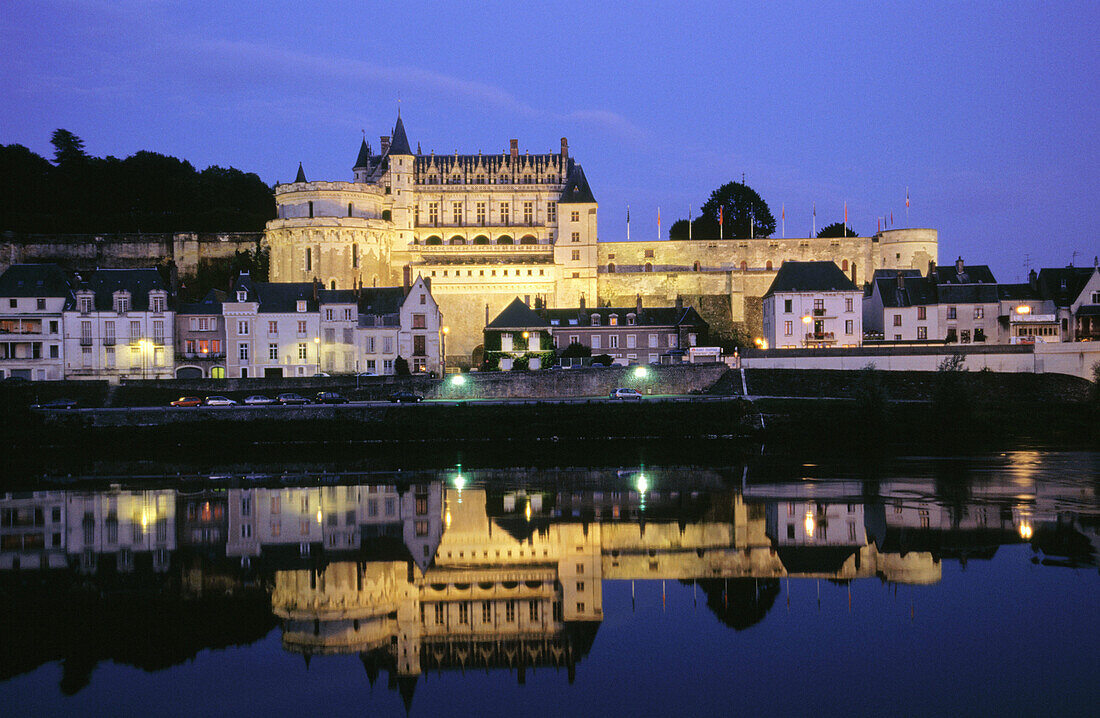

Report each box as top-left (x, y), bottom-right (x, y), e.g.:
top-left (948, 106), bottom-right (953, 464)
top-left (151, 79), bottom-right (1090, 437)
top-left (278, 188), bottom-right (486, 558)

top-left (955, 256), bottom-right (964, 274)
top-left (636, 294), bottom-right (643, 315)
top-left (675, 295), bottom-right (683, 313)
top-left (312, 277), bottom-right (319, 302)
top-left (897, 273), bottom-right (905, 289)
top-left (560, 137), bottom-right (569, 159)
top-left (1029, 269), bottom-right (1038, 291)
top-left (403, 265), bottom-right (412, 295)
top-left (509, 139), bottom-right (518, 159)
top-left (927, 259), bottom-right (936, 277)
top-left (380, 136), bottom-right (391, 154)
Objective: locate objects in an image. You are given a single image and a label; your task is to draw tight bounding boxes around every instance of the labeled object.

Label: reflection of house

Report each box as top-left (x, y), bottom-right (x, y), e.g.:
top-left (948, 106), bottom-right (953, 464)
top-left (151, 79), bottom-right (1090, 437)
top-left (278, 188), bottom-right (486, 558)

top-left (65, 489), bottom-right (175, 573)
top-left (0, 490), bottom-right (67, 569)
top-left (177, 490), bottom-right (228, 552)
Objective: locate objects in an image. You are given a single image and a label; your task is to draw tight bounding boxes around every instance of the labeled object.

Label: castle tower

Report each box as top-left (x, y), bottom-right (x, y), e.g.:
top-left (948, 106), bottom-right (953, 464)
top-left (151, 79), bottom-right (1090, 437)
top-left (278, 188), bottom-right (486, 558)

top-left (554, 162), bottom-right (598, 307)
top-left (385, 114), bottom-right (416, 253)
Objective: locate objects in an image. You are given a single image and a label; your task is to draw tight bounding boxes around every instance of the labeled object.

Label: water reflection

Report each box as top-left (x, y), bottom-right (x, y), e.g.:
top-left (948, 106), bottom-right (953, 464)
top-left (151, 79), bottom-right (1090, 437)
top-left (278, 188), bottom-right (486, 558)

top-left (1, 456), bottom-right (1097, 705)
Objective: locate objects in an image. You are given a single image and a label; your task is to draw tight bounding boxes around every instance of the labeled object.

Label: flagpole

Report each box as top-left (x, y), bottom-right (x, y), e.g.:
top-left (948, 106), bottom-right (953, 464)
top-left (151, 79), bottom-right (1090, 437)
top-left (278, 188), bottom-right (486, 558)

top-left (843, 201), bottom-right (847, 237)
top-left (626, 205), bottom-right (630, 240)
top-left (812, 202), bottom-right (816, 237)
top-left (657, 206), bottom-right (661, 240)
top-left (688, 206), bottom-right (692, 240)
top-left (781, 203), bottom-right (785, 238)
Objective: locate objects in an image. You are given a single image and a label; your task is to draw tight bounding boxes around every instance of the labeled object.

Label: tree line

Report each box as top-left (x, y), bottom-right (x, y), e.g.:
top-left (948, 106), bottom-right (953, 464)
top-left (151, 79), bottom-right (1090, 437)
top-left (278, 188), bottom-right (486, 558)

top-left (0, 130), bottom-right (275, 234)
top-left (669, 181), bottom-right (858, 240)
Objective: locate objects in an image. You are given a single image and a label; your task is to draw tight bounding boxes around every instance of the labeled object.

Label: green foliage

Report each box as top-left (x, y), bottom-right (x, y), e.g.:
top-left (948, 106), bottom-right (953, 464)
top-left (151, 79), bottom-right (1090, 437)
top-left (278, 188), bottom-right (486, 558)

top-left (671, 181), bottom-right (775, 239)
top-left (1091, 361), bottom-right (1100, 405)
top-left (817, 222), bottom-right (857, 238)
top-left (0, 131), bottom-right (275, 233)
top-left (560, 342), bottom-right (592, 359)
top-left (394, 356), bottom-right (410, 376)
top-left (511, 355), bottom-right (530, 371)
top-left (591, 353), bottom-right (613, 366)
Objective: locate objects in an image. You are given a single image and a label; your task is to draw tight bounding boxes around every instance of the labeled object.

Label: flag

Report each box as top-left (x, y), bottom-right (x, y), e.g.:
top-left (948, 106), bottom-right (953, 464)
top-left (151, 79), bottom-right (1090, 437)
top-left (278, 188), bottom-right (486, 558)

top-left (781, 204), bottom-right (785, 220)
top-left (844, 202), bottom-right (848, 225)
top-left (906, 188), bottom-right (910, 208)
top-left (877, 217), bottom-right (881, 232)
top-left (657, 207), bottom-right (661, 239)
top-left (719, 205), bottom-right (723, 226)
top-left (890, 211), bottom-right (894, 226)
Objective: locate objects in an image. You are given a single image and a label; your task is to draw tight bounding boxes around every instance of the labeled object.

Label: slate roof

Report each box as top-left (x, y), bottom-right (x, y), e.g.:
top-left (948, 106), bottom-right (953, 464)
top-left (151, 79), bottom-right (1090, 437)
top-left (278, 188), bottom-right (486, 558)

top-left (559, 163), bottom-right (596, 203)
top-left (294, 162), bottom-right (306, 183)
top-left (388, 115), bottom-right (412, 155)
top-left (233, 275), bottom-right (317, 313)
top-left (542, 305), bottom-right (707, 329)
top-left (353, 138), bottom-right (371, 169)
top-left (931, 261), bottom-right (997, 285)
top-left (486, 297), bottom-right (549, 329)
top-left (937, 283), bottom-right (1000, 304)
top-left (0, 263), bottom-right (72, 299)
top-left (74, 268), bottom-right (169, 311)
top-left (1035, 266), bottom-right (1095, 307)
top-left (178, 289), bottom-right (226, 315)
top-left (355, 287), bottom-right (406, 318)
top-left (763, 261), bottom-right (858, 297)
top-left (997, 283), bottom-right (1041, 301)
top-left (872, 272), bottom-right (938, 308)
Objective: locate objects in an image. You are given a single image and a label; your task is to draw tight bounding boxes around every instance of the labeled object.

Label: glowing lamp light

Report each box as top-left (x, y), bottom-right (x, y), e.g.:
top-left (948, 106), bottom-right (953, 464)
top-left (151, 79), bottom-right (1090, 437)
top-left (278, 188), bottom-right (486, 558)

top-left (450, 374), bottom-right (467, 387)
top-left (635, 473), bottom-right (649, 494)
top-left (804, 511), bottom-right (816, 538)
top-left (1018, 522), bottom-right (1033, 540)
top-left (445, 509), bottom-right (452, 529)
top-left (442, 326), bottom-right (450, 335)
top-left (522, 331), bottom-right (530, 339)
top-left (453, 474), bottom-right (466, 492)
top-left (316, 509), bottom-right (323, 524)
top-left (633, 366), bottom-right (648, 379)
top-left (1016, 305), bottom-right (1031, 315)
top-left (313, 337), bottom-right (320, 344)
top-left (524, 502), bottom-right (532, 522)
top-left (801, 315), bottom-right (812, 324)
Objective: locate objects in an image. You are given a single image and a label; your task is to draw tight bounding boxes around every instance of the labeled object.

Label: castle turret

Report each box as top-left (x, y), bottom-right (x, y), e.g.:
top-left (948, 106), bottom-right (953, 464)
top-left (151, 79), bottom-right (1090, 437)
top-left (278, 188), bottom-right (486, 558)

top-left (554, 162), bottom-right (598, 306)
top-left (385, 114), bottom-right (415, 245)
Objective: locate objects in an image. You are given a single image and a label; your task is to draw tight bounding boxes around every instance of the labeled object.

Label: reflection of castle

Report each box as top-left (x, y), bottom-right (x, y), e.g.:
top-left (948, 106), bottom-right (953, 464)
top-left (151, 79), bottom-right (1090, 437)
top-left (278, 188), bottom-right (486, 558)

top-left (1, 464), bottom-right (1096, 698)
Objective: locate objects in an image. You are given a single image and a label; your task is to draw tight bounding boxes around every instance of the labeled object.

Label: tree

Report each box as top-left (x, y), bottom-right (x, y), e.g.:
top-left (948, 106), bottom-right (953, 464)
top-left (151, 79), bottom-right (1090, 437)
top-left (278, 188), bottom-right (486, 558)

top-left (50, 129), bottom-right (87, 166)
top-left (817, 222), bottom-right (857, 238)
top-left (671, 181), bottom-right (775, 239)
top-left (394, 356), bottom-right (410, 375)
top-left (560, 342), bottom-right (592, 359)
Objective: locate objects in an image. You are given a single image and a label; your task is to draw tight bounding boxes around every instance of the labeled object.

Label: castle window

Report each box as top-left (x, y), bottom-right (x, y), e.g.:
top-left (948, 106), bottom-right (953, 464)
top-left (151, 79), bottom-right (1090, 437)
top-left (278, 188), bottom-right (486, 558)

top-left (548, 202), bottom-right (557, 222)
top-left (425, 236), bottom-right (442, 245)
top-left (352, 244), bottom-right (358, 268)
top-left (766, 260), bottom-right (773, 270)
top-left (693, 261), bottom-right (701, 271)
top-left (476, 202), bottom-right (486, 225)
top-left (308, 201), bottom-right (313, 218)
top-left (842, 259), bottom-right (849, 271)
top-left (305, 247), bottom-right (312, 271)
top-left (607, 263), bottom-right (615, 273)
top-left (497, 235), bottom-right (513, 245)
top-left (571, 232), bottom-right (580, 242)
top-left (381, 210), bottom-right (391, 221)
top-left (572, 250), bottom-right (580, 261)
top-left (523, 201), bottom-right (533, 225)
top-left (452, 202), bottom-right (463, 224)
top-left (348, 203), bottom-right (353, 217)
top-left (740, 261), bottom-right (747, 271)
top-left (499, 202), bottom-right (510, 224)
top-left (644, 262), bottom-right (653, 272)
top-left (330, 281), bottom-right (336, 290)
top-left (428, 202), bottom-right (439, 225)
top-left (591, 314), bottom-right (600, 326)
top-left (609, 314), bottom-right (618, 326)
top-left (644, 249), bottom-right (655, 258)
top-left (571, 211), bottom-right (580, 222)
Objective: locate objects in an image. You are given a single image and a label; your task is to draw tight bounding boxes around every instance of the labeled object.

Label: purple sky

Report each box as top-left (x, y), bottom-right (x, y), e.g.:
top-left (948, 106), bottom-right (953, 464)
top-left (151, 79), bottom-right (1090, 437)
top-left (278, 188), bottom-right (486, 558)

top-left (3, 1), bottom-right (1097, 281)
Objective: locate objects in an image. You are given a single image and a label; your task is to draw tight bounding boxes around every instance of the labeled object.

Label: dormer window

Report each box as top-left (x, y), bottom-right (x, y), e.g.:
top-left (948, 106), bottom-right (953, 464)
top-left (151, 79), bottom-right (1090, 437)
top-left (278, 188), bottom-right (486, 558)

top-left (151, 295), bottom-right (166, 313)
top-left (296, 300), bottom-right (307, 313)
top-left (237, 290), bottom-right (247, 302)
top-left (627, 314), bottom-right (636, 326)
top-left (590, 314), bottom-right (600, 326)
top-left (78, 296), bottom-right (93, 314)
top-left (609, 314), bottom-right (618, 326)
top-left (114, 293), bottom-right (130, 314)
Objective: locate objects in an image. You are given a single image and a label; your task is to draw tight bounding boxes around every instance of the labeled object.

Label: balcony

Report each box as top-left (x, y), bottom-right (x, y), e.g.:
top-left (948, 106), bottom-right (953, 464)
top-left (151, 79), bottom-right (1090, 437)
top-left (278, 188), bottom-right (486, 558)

top-left (79, 337), bottom-right (93, 346)
top-left (103, 337), bottom-right (115, 346)
top-left (805, 332), bottom-right (837, 343)
top-left (417, 242), bottom-right (552, 254)
top-left (812, 308), bottom-right (827, 317)
top-left (177, 352), bottom-right (225, 361)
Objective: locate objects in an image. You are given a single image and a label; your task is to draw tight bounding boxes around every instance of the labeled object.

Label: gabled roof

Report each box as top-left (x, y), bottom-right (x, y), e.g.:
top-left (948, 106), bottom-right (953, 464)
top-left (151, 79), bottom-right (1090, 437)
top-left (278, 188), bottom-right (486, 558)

top-left (931, 261), bottom-right (996, 285)
top-left (764, 261), bottom-right (857, 297)
top-left (486, 297), bottom-right (549, 329)
top-left (294, 162), bottom-right (306, 183)
top-left (559, 163), bottom-right (595, 204)
top-left (0, 263), bottom-right (72, 299)
top-left (542, 305), bottom-right (707, 329)
top-left (388, 115), bottom-right (412, 156)
top-left (871, 272), bottom-right (938, 308)
top-left (178, 289), bottom-right (226, 315)
top-left (232, 275), bottom-right (317, 313)
top-left (356, 287), bottom-right (406, 317)
top-left (353, 139), bottom-right (371, 169)
top-left (74, 268), bottom-right (169, 311)
top-left (1035, 266), bottom-right (1095, 307)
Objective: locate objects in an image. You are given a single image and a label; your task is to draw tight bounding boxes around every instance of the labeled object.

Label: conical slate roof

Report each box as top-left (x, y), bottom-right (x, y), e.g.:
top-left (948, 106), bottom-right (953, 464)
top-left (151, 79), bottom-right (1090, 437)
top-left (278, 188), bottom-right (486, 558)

top-left (353, 139), bottom-right (370, 169)
top-left (560, 163), bottom-right (595, 203)
top-left (294, 162), bottom-right (306, 183)
top-left (389, 115), bottom-right (412, 155)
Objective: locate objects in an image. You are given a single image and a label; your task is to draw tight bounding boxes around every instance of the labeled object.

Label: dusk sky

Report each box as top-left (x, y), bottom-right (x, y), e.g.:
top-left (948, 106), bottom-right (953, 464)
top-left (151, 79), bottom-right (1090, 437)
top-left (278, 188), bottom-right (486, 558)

top-left (3, 0), bottom-right (1097, 281)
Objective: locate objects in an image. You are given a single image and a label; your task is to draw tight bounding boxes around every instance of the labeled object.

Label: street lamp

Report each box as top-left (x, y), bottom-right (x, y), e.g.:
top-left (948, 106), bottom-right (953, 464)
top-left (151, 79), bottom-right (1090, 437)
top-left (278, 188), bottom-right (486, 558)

top-left (138, 339), bottom-right (149, 380)
top-left (441, 326), bottom-right (449, 373)
top-left (314, 336), bottom-right (320, 373)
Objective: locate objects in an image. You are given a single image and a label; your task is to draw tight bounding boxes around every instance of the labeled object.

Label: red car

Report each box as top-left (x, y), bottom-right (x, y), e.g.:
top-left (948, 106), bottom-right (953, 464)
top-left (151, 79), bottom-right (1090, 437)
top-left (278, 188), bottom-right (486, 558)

top-left (170, 396), bottom-right (202, 407)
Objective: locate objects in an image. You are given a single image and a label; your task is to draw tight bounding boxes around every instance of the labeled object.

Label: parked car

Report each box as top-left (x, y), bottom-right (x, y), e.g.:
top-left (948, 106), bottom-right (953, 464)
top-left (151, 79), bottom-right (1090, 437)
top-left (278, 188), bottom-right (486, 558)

top-left (170, 396), bottom-right (202, 407)
top-left (316, 391), bottom-right (349, 404)
top-left (203, 396), bottom-right (237, 406)
top-left (31, 398), bottom-right (78, 410)
top-left (313, 372), bottom-right (331, 377)
top-left (244, 395), bottom-right (276, 405)
top-left (277, 393), bottom-right (311, 405)
top-left (609, 387), bottom-right (643, 401)
top-left (388, 390), bottom-right (424, 403)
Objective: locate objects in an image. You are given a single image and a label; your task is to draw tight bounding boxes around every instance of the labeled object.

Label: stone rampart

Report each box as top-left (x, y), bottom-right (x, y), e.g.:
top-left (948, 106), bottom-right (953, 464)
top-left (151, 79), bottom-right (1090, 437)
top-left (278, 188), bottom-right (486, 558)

top-left (0, 232), bottom-right (263, 277)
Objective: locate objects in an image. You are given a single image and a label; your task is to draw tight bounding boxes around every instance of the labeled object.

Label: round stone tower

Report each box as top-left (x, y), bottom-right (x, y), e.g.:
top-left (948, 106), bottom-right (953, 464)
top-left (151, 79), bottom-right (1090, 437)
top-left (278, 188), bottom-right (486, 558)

top-left (874, 228), bottom-right (938, 274)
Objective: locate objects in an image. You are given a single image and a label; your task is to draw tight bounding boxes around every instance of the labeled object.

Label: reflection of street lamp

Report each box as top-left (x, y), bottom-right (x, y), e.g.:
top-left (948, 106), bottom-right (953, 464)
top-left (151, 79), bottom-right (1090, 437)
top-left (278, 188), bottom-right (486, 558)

top-left (313, 336), bottom-right (320, 373)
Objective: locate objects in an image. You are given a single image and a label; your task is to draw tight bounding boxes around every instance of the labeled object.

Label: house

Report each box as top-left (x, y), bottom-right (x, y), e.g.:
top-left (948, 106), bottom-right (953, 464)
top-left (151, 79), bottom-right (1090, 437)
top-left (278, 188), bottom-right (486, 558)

top-left (863, 269), bottom-right (938, 342)
top-left (483, 298), bottom-right (552, 370)
top-left (762, 261), bottom-right (862, 349)
top-left (0, 263), bottom-right (72, 380)
top-left (222, 274), bottom-right (322, 378)
top-left (63, 268), bottom-right (174, 381)
top-left (174, 289), bottom-right (227, 378)
top-left (1035, 263), bottom-right (1100, 342)
top-left (928, 258), bottom-right (999, 344)
top-left (345, 274), bottom-right (443, 376)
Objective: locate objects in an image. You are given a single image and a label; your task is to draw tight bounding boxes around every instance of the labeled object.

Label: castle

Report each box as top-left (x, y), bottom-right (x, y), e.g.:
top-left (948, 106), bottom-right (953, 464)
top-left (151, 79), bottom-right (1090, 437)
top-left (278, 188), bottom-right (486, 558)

top-left (266, 115), bottom-right (938, 361)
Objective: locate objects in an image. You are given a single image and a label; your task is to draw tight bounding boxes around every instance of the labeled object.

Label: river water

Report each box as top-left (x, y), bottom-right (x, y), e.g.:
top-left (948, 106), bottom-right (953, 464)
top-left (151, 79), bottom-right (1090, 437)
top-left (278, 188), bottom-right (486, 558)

top-left (1, 451), bottom-right (1097, 716)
